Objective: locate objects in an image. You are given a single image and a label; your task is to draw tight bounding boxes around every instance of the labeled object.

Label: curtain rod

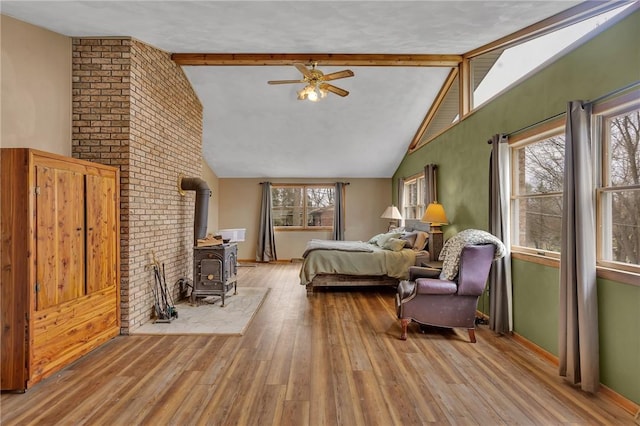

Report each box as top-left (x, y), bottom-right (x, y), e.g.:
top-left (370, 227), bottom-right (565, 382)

top-left (504, 80), bottom-right (640, 138)
top-left (259, 182), bottom-right (350, 185)
top-left (504, 111), bottom-right (565, 138)
top-left (587, 79), bottom-right (640, 105)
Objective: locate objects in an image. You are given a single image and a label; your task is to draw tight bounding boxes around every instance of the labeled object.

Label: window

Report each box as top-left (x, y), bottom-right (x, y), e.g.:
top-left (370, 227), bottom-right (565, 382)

top-left (472, 6), bottom-right (631, 109)
top-left (403, 175), bottom-right (425, 220)
top-left (511, 129), bottom-right (565, 254)
top-left (596, 100), bottom-right (640, 268)
top-left (271, 185), bottom-right (335, 229)
top-left (412, 4), bottom-right (632, 153)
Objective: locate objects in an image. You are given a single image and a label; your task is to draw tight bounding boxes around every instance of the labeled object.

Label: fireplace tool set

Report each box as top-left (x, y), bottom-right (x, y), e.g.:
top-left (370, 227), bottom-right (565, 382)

top-left (151, 257), bottom-right (178, 323)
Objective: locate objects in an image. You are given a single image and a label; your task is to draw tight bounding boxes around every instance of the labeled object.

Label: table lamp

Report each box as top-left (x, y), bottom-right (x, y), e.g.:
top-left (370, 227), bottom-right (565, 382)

top-left (381, 205), bottom-right (403, 231)
top-left (422, 202), bottom-right (448, 261)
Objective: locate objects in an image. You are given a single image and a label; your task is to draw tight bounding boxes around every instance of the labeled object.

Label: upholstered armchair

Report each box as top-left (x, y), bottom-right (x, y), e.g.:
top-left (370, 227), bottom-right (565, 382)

top-left (395, 244), bottom-right (496, 342)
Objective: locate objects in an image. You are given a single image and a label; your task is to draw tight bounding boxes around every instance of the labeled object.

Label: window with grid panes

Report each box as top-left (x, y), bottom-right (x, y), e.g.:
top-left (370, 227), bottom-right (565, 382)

top-left (511, 131), bottom-right (565, 254)
top-left (596, 100), bottom-right (640, 269)
top-left (403, 175), bottom-right (425, 220)
top-left (271, 185), bottom-right (335, 229)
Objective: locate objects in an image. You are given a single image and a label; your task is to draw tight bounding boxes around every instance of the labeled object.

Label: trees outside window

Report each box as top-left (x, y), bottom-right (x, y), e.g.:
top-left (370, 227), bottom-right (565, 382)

top-left (512, 132), bottom-right (565, 253)
top-left (271, 185), bottom-right (335, 229)
top-left (509, 95), bottom-right (639, 273)
top-left (599, 106), bottom-right (639, 267)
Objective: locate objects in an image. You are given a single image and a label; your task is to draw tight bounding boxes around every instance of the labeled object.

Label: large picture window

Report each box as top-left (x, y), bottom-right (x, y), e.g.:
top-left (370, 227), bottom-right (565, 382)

top-left (596, 101), bottom-right (640, 268)
top-left (511, 129), bottom-right (565, 254)
top-left (271, 185), bottom-right (335, 229)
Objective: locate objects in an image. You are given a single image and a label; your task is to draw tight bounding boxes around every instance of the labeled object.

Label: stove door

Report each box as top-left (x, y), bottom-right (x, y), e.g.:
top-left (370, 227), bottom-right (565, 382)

top-left (200, 258), bottom-right (222, 284)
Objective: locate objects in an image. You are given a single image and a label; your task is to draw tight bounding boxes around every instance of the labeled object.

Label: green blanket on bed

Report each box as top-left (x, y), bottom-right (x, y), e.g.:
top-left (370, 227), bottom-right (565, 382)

top-left (299, 241), bottom-right (416, 285)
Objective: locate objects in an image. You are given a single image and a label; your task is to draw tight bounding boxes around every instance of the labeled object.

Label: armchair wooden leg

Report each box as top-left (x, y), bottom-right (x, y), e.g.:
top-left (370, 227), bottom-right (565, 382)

top-left (400, 319), bottom-right (410, 340)
top-left (468, 328), bottom-right (476, 343)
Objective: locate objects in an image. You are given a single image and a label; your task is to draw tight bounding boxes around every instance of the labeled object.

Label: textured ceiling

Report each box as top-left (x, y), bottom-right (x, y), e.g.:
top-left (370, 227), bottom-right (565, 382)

top-left (2, 1), bottom-right (582, 177)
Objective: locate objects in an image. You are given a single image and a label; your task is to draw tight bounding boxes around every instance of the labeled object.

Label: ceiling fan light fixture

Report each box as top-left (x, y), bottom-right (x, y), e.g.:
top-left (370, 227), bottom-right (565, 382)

top-left (307, 87), bottom-right (319, 102)
top-left (270, 63), bottom-right (353, 101)
top-left (297, 84), bottom-right (323, 102)
top-left (307, 83), bottom-right (329, 102)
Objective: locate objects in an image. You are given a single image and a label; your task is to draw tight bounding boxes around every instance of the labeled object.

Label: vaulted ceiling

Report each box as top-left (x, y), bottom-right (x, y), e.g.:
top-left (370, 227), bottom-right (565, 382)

top-left (2, 1), bottom-right (588, 177)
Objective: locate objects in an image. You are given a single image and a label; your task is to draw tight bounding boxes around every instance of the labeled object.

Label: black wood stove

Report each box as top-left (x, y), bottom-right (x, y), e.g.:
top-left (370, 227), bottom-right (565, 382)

top-left (192, 243), bottom-right (238, 306)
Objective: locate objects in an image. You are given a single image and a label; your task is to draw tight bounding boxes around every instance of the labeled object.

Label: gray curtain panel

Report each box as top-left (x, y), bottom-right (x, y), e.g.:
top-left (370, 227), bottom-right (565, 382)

top-left (424, 163), bottom-right (438, 204)
top-left (332, 182), bottom-right (345, 240)
top-left (397, 177), bottom-right (405, 221)
top-left (559, 101), bottom-right (599, 393)
top-left (256, 182), bottom-right (277, 262)
top-left (488, 134), bottom-right (513, 334)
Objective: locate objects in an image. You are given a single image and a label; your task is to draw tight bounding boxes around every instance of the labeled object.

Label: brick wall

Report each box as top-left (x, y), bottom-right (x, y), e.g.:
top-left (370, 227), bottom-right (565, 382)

top-left (72, 38), bottom-right (203, 333)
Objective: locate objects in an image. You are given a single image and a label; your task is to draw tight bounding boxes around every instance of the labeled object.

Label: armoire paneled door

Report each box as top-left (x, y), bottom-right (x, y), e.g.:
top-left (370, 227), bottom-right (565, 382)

top-left (1, 149), bottom-right (120, 391)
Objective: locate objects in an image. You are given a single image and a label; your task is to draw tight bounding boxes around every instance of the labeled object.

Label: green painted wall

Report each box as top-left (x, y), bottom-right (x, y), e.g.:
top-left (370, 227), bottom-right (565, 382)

top-left (393, 8), bottom-right (640, 404)
top-left (512, 264), bottom-right (640, 404)
top-left (598, 278), bottom-right (640, 404)
top-left (512, 259), bottom-right (559, 354)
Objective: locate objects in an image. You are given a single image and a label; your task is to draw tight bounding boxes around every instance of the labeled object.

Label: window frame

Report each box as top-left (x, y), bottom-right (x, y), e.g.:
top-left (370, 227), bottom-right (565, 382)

top-left (593, 90), bottom-right (640, 274)
top-left (508, 91), bottom-right (640, 282)
top-left (271, 183), bottom-right (337, 231)
top-left (509, 118), bottom-right (566, 259)
top-left (402, 173), bottom-right (426, 220)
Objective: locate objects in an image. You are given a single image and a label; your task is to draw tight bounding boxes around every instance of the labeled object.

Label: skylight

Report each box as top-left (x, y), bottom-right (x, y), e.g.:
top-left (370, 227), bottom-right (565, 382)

top-left (472, 5), bottom-right (634, 108)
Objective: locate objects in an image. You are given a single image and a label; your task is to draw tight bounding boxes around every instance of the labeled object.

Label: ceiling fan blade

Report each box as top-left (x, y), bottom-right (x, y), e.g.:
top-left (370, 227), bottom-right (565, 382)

top-left (294, 63), bottom-right (312, 77)
top-left (320, 83), bottom-right (349, 97)
top-left (268, 79), bottom-right (305, 85)
top-left (321, 69), bottom-right (354, 82)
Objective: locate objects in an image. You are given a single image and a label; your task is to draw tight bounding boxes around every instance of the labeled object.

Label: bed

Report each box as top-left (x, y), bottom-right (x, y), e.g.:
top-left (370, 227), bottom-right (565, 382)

top-left (299, 223), bottom-right (430, 294)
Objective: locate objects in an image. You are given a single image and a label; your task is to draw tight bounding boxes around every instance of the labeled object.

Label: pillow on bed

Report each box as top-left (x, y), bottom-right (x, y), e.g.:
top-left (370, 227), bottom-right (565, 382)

top-left (376, 232), bottom-right (402, 247)
top-left (400, 231), bottom-right (418, 248)
top-left (368, 233), bottom-right (385, 245)
top-left (382, 237), bottom-right (406, 251)
top-left (412, 231), bottom-right (429, 251)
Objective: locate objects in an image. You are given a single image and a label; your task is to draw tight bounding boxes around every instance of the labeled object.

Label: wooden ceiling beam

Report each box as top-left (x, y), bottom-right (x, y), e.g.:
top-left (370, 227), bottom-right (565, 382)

top-left (408, 68), bottom-right (459, 152)
top-left (170, 53), bottom-right (462, 67)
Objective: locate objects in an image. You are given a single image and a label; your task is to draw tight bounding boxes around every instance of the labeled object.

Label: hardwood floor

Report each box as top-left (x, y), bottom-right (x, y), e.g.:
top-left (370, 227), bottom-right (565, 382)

top-left (1, 263), bottom-right (635, 425)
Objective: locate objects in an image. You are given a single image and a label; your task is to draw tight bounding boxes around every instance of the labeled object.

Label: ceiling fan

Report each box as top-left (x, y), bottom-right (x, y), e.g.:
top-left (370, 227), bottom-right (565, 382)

top-left (268, 63), bottom-right (354, 101)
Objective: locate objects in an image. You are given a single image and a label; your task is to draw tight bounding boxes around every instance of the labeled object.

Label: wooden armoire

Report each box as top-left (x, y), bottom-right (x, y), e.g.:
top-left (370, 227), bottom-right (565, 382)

top-left (1, 149), bottom-right (120, 391)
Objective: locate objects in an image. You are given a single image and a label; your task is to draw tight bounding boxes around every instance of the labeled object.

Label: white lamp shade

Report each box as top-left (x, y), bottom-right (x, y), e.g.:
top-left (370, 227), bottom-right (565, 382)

top-left (381, 205), bottom-right (403, 220)
top-left (422, 202), bottom-right (448, 225)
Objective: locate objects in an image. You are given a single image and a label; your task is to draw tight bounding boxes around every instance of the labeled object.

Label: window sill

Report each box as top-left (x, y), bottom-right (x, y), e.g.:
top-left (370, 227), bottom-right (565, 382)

top-left (274, 227), bottom-right (333, 232)
top-left (512, 251), bottom-right (559, 268)
top-left (511, 251), bottom-right (640, 287)
top-left (596, 267), bottom-right (640, 287)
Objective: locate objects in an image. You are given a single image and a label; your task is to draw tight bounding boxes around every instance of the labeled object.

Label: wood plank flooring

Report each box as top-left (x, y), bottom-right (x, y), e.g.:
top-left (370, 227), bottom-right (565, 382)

top-left (1, 263), bottom-right (635, 425)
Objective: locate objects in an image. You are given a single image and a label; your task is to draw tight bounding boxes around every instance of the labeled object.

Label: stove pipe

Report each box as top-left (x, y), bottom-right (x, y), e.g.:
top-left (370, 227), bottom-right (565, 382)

top-left (180, 177), bottom-right (211, 245)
